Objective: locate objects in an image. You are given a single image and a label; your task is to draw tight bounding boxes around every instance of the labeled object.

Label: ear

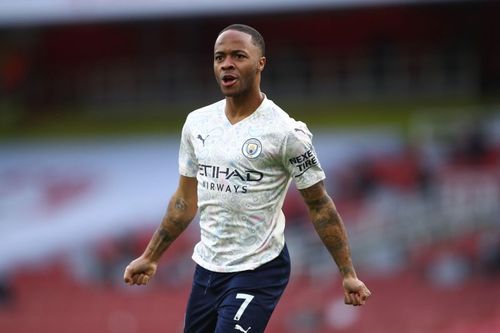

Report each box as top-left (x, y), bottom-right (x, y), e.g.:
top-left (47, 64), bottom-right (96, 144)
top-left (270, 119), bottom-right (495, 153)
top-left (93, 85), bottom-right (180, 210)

top-left (257, 56), bottom-right (266, 72)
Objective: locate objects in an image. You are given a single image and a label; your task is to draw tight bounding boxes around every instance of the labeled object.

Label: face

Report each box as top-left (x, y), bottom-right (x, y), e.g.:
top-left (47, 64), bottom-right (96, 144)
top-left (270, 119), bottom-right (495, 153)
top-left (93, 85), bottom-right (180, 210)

top-left (214, 30), bottom-right (266, 97)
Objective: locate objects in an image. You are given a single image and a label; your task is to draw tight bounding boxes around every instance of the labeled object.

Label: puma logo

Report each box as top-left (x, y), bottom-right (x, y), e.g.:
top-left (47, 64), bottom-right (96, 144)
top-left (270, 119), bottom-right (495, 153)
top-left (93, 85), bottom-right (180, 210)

top-left (234, 324), bottom-right (251, 333)
top-left (197, 134), bottom-right (209, 146)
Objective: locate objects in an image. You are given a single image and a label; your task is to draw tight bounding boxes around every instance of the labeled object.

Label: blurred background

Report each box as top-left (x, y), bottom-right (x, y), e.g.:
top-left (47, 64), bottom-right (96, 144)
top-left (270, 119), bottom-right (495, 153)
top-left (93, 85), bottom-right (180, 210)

top-left (1, 0), bottom-right (499, 332)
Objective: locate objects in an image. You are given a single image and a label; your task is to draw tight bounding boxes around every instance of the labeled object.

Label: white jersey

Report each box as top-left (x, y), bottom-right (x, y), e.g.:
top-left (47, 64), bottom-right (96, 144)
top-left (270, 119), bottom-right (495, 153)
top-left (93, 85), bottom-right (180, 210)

top-left (178, 95), bottom-right (325, 272)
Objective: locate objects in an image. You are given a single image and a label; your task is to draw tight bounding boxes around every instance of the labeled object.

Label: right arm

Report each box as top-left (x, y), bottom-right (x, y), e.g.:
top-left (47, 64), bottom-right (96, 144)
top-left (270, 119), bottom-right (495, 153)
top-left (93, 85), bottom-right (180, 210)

top-left (123, 175), bottom-right (198, 286)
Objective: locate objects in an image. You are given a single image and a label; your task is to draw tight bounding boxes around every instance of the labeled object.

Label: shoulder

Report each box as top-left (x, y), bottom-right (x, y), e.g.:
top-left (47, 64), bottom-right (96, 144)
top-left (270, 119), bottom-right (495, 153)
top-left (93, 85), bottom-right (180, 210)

top-left (265, 99), bottom-right (313, 140)
top-left (185, 99), bottom-right (224, 124)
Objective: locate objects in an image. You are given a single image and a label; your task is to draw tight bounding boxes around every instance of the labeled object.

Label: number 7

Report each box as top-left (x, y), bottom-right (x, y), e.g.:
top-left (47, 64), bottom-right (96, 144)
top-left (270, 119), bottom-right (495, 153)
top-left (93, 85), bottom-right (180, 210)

top-left (233, 293), bottom-right (254, 321)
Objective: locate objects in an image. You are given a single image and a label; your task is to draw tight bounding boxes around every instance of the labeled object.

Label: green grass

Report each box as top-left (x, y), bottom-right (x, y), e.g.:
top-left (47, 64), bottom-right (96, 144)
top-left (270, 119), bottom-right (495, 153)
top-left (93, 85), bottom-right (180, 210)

top-left (1, 97), bottom-right (497, 140)
top-left (284, 97), bottom-right (498, 134)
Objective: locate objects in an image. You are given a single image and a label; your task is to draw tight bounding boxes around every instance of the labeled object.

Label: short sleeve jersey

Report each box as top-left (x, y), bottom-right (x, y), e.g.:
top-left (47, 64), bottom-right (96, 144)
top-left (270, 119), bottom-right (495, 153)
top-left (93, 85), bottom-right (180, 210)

top-left (179, 95), bottom-right (325, 272)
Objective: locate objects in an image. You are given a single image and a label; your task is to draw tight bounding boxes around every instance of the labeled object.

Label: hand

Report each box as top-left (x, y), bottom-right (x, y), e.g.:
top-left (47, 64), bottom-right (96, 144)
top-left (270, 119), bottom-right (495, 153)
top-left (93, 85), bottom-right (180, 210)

top-left (342, 277), bottom-right (371, 306)
top-left (123, 256), bottom-right (158, 286)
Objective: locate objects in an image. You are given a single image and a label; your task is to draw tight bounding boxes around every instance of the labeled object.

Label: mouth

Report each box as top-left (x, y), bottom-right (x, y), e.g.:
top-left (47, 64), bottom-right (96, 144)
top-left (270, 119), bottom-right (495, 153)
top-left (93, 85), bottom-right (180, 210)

top-left (221, 74), bottom-right (238, 87)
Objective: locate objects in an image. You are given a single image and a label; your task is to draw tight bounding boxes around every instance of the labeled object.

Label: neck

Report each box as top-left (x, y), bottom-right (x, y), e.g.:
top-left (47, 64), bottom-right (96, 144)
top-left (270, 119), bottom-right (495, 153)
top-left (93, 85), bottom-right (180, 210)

top-left (225, 89), bottom-right (264, 125)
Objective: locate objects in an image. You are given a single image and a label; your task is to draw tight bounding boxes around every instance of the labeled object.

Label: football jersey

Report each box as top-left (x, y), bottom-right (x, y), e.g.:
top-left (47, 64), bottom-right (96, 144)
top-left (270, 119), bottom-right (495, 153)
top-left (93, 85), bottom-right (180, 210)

top-left (178, 95), bottom-right (325, 272)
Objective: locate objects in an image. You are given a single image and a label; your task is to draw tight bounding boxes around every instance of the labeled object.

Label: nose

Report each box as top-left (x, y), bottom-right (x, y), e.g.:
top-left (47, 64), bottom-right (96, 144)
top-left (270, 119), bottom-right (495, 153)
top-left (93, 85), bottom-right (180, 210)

top-left (221, 56), bottom-right (235, 70)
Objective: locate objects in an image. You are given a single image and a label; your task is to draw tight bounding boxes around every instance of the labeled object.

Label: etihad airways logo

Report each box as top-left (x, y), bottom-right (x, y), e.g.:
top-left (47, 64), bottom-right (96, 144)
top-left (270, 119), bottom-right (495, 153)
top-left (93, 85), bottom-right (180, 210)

top-left (198, 164), bottom-right (264, 194)
top-left (198, 164), bottom-right (263, 182)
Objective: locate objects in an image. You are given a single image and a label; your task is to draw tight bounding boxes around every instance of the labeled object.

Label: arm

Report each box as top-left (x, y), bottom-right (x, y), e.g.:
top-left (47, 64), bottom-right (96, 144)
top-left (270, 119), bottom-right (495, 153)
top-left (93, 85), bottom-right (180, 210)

top-left (299, 180), bottom-right (371, 306)
top-left (123, 175), bottom-right (198, 286)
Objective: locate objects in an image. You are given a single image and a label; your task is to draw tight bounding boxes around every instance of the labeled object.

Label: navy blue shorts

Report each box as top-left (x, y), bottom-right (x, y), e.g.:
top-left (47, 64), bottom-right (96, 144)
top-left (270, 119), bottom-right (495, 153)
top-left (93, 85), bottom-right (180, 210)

top-left (183, 245), bottom-right (291, 333)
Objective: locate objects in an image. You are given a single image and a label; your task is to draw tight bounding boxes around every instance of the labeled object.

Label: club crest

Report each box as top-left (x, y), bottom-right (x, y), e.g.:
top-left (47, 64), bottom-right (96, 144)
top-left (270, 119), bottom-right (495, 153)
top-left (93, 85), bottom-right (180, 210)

top-left (242, 138), bottom-right (262, 159)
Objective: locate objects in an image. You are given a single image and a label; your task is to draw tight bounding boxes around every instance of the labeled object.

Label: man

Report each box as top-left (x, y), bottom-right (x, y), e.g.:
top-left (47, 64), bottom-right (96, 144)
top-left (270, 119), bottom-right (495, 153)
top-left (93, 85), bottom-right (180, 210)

top-left (123, 24), bottom-right (371, 332)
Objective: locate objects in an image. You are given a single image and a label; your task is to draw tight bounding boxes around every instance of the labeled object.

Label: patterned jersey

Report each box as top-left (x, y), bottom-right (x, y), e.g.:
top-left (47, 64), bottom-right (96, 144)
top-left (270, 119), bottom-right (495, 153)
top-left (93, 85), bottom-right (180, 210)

top-left (179, 95), bottom-right (325, 272)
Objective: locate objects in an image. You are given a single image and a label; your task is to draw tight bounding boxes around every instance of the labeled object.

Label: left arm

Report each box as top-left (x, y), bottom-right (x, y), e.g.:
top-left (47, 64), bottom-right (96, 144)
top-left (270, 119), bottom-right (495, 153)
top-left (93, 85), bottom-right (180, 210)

top-left (299, 180), bottom-right (371, 306)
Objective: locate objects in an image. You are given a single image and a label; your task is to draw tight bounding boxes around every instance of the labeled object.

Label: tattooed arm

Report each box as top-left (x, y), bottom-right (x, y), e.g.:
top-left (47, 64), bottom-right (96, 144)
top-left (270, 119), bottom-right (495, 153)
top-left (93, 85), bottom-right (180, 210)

top-left (124, 176), bottom-right (198, 286)
top-left (299, 181), bottom-right (371, 306)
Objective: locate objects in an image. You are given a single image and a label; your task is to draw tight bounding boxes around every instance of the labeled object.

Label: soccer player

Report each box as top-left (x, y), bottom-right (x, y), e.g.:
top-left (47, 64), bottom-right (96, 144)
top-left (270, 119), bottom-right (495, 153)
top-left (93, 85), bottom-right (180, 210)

top-left (123, 24), bottom-right (371, 332)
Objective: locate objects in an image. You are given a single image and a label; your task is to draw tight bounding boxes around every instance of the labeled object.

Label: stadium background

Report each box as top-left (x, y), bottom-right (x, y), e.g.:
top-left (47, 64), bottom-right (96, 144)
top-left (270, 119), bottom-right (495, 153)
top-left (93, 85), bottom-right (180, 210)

top-left (1, 0), bottom-right (499, 332)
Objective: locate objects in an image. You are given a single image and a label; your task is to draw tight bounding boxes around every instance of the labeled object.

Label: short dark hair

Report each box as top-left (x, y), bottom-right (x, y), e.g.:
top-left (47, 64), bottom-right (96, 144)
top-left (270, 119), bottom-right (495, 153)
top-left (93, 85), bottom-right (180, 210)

top-left (218, 24), bottom-right (265, 56)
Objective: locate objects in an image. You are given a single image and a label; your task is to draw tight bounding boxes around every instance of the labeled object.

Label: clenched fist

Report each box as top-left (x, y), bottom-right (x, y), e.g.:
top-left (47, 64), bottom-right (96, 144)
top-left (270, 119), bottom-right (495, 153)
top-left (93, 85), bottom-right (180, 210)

top-left (342, 277), bottom-right (371, 306)
top-left (123, 256), bottom-right (158, 286)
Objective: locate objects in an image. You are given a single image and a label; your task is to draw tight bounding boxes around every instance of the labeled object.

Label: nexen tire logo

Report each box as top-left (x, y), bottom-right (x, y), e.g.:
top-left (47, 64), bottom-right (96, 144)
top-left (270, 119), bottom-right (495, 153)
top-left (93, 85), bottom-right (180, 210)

top-left (198, 164), bottom-right (263, 182)
top-left (289, 149), bottom-right (318, 177)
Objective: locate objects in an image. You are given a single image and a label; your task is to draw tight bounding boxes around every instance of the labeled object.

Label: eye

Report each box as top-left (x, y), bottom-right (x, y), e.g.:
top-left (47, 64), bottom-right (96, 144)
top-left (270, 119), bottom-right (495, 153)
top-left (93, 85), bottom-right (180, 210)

top-left (214, 55), bottom-right (223, 62)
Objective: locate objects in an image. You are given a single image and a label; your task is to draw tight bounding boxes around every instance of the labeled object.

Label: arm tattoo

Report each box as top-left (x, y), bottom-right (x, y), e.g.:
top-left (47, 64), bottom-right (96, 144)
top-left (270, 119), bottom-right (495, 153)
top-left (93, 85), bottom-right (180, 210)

top-left (175, 198), bottom-right (186, 210)
top-left (170, 198), bottom-right (190, 230)
top-left (143, 196), bottom-right (194, 262)
top-left (301, 183), bottom-right (356, 278)
top-left (145, 226), bottom-right (176, 261)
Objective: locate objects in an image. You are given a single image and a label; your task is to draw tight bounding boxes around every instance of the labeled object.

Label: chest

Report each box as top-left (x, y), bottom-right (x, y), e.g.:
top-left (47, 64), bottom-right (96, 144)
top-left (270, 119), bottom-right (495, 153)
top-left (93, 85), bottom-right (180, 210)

top-left (191, 123), bottom-right (283, 171)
